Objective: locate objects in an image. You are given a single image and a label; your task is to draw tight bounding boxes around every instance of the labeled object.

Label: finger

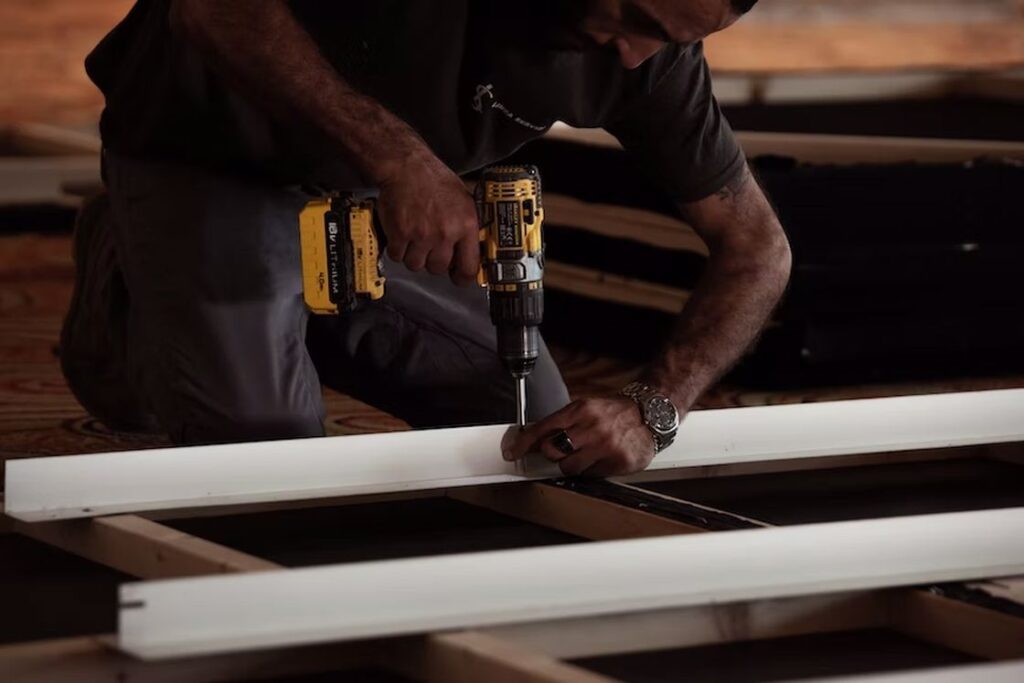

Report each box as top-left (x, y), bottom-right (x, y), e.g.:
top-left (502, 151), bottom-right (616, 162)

top-left (500, 426), bottom-right (520, 461)
top-left (403, 243), bottom-right (430, 272)
top-left (538, 425), bottom-right (592, 463)
top-left (387, 239), bottom-right (408, 263)
top-left (451, 236), bottom-right (481, 286)
top-left (505, 402), bottom-right (581, 461)
top-left (425, 241), bottom-right (455, 275)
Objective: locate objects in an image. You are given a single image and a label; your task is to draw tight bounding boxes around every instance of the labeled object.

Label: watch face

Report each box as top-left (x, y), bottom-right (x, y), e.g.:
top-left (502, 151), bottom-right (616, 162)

top-left (645, 396), bottom-right (678, 433)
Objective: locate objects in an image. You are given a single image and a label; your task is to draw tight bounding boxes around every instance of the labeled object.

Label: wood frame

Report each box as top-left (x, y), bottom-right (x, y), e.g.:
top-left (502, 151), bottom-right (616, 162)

top-left (5, 475), bottom-right (1024, 681)
top-left (116, 506), bottom-right (1024, 659)
top-left (8, 389), bottom-right (1024, 521)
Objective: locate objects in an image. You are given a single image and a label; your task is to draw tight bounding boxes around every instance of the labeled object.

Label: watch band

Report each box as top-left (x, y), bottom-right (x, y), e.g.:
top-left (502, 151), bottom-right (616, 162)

top-left (620, 381), bottom-right (678, 453)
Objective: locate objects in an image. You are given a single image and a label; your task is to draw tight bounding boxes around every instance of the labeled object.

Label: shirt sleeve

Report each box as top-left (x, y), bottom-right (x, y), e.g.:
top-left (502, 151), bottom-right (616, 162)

top-left (605, 42), bottom-right (746, 204)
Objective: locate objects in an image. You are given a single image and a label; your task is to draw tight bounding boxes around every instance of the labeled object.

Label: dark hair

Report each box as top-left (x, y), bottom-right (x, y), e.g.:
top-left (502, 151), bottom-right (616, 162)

top-left (730, 0), bottom-right (758, 13)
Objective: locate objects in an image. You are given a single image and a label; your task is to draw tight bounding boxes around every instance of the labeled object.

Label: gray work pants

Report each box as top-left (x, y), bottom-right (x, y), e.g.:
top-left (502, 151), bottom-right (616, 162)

top-left (65, 153), bottom-right (569, 444)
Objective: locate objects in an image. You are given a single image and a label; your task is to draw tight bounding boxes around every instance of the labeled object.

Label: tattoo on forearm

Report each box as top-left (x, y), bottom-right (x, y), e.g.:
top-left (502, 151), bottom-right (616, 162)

top-left (713, 165), bottom-right (753, 203)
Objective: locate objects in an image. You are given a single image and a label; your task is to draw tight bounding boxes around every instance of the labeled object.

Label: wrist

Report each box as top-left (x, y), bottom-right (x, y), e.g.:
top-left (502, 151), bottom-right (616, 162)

top-left (620, 382), bottom-right (681, 454)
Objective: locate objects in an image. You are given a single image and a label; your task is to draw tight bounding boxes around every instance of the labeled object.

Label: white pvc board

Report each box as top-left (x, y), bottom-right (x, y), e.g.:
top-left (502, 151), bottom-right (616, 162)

top-left (6, 389), bottom-right (1024, 521)
top-left (118, 507), bottom-right (1024, 659)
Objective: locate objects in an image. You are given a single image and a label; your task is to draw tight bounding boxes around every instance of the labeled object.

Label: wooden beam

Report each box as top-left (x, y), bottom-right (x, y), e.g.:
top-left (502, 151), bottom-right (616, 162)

top-left (545, 260), bottom-right (690, 315)
top-left (450, 482), bottom-right (707, 540)
top-left (0, 123), bottom-right (100, 156)
top-left (546, 124), bottom-right (1024, 165)
top-left (10, 513), bottom-right (584, 682)
top-left (484, 590), bottom-right (888, 660)
top-left (10, 514), bottom-right (279, 578)
top-left (890, 589), bottom-right (1024, 660)
top-left (452, 479), bottom-right (763, 540)
top-left (9, 389), bottom-right (1024, 521)
top-left (704, 22), bottom-right (1024, 74)
top-left (0, 634), bottom-right (375, 683)
top-left (117, 507), bottom-right (1024, 659)
top-left (388, 631), bottom-right (616, 683)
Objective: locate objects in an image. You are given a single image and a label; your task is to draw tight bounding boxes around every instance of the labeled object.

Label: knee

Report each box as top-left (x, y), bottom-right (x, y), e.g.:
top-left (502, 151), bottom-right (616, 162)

top-left (174, 405), bottom-right (325, 445)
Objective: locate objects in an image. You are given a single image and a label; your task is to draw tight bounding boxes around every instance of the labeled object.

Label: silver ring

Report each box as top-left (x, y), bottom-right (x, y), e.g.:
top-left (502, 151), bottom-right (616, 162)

top-left (551, 429), bottom-right (577, 456)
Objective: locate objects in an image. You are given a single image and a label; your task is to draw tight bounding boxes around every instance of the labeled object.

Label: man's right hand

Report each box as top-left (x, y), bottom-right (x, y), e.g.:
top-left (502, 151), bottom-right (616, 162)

top-left (376, 151), bottom-right (481, 286)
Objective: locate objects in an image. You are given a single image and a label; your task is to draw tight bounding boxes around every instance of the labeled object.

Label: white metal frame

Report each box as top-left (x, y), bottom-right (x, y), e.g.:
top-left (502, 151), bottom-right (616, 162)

top-left (118, 506), bottom-right (1024, 659)
top-left (7, 389), bottom-right (1024, 521)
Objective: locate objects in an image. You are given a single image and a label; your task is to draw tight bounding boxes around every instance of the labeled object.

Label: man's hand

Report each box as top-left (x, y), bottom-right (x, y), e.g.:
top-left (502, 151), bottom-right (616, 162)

top-left (376, 151), bottom-right (480, 286)
top-left (502, 396), bottom-right (664, 477)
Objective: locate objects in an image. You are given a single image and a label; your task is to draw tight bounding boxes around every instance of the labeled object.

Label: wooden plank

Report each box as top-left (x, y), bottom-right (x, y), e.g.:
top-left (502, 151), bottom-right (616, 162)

top-left (10, 514), bottom-right (280, 578)
top-left (117, 507), bottom-right (1024, 659)
top-left (890, 589), bottom-right (1024, 660)
top-left (546, 124), bottom-right (1024, 164)
top-left (451, 481), bottom-right (705, 539)
top-left (388, 631), bottom-right (617, 683)
top-left (1, 123), bottom-right (100, 156)
top-left (545, 261), bottom-right (690, 315)
top-left (705, 22), bottom-right (1024, 73)
top-left (484, 590), bottom-right (888, 660)
top-left (543, 193), bottom-right (704, 253)
top-left (0, 634), bottom-right (375, 683)
top-left (9, 509), bottom-right (579, 682)
top-left (9, 389), bottom-right (1024, 522)
top-left (452, 479), bottom-right (762, 540)
top-left (0, 156), bottom-right (99, 205)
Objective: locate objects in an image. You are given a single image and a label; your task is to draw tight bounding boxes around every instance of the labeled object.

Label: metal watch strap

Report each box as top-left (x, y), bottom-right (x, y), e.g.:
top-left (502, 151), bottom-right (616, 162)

top-left (620, 381), bottom-right (676, 453)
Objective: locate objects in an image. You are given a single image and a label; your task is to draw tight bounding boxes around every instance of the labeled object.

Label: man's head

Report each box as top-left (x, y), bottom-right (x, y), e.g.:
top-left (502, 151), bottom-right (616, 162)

top-left (574, 0), bottom-right (757, 69)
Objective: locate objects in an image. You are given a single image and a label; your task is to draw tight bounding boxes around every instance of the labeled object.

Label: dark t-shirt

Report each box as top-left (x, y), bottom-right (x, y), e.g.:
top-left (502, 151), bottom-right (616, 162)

top-left (86, 0), bottom-right (745, 202)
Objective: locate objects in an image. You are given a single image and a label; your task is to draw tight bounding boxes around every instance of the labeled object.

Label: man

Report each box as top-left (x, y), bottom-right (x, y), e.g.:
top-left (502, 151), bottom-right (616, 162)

top-left (64, 0), bottom-right (790, 476)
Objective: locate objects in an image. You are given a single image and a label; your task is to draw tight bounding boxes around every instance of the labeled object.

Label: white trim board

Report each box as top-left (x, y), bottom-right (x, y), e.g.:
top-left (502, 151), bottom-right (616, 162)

top-left (118, 507), bottom-right (1024, 659)
top-left (6, 388), bottom-right (1024, 521)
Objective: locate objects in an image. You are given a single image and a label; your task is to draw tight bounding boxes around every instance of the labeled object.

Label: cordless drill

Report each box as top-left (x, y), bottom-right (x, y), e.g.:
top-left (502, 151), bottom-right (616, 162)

top-left (298, 195), bottom-right (385, 315)
top-left (475, 165), bottom-right (545, 428)
top-left (298, 165), bottom-right (545, 428)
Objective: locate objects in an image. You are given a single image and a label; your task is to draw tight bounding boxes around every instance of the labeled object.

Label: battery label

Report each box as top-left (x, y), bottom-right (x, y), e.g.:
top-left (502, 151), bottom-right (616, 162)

top-left (323, 212), bottom-right (343, 303)
top-left (496, 201), bottom-right (522, 248)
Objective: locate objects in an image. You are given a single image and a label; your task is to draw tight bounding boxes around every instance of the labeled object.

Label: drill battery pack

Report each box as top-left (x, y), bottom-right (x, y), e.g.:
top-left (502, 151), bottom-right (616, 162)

top-left (298, 196), bottom-right (385, 315)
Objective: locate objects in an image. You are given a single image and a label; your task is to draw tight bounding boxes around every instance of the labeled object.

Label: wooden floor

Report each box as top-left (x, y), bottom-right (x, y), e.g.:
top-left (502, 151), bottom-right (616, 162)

top-left (2, 227), bottom-right (1023, 461)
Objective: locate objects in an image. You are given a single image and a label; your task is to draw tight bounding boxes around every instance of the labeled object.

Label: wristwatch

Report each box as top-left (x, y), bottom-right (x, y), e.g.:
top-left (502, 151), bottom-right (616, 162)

top-left (620, 381), bottom-right (680, 453)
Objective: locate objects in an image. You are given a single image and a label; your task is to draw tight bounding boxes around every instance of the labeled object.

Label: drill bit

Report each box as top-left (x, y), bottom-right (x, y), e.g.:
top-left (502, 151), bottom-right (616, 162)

top-left (514, 376), bottom-right (528, 475)
top-left (515, 376), bottom-right (528, 429)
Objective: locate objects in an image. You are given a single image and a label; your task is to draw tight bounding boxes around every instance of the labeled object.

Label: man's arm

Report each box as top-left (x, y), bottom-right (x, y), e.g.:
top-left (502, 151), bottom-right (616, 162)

top-left (173, 0), bottom-right (480, 283)
top-left (504, 166), bottom-right (791, 476)
top-left (646, 164), bottom-right (791, 408)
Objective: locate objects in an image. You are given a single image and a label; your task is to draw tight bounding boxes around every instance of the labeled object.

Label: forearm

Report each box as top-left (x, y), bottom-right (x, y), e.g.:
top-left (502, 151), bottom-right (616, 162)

top-left (172, 0), bottom-right (427, 183)
top-left (644, 168), bottom-right (791, 408)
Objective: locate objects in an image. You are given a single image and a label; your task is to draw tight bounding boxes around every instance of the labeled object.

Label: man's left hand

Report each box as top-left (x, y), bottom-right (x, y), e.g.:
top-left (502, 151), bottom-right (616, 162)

top-left (502, 397), bottom-right (666, 477)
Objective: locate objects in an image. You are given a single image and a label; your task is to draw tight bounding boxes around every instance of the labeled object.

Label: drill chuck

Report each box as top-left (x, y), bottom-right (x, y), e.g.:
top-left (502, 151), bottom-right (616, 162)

top-left (491, 283), bottom-right (543, 378)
